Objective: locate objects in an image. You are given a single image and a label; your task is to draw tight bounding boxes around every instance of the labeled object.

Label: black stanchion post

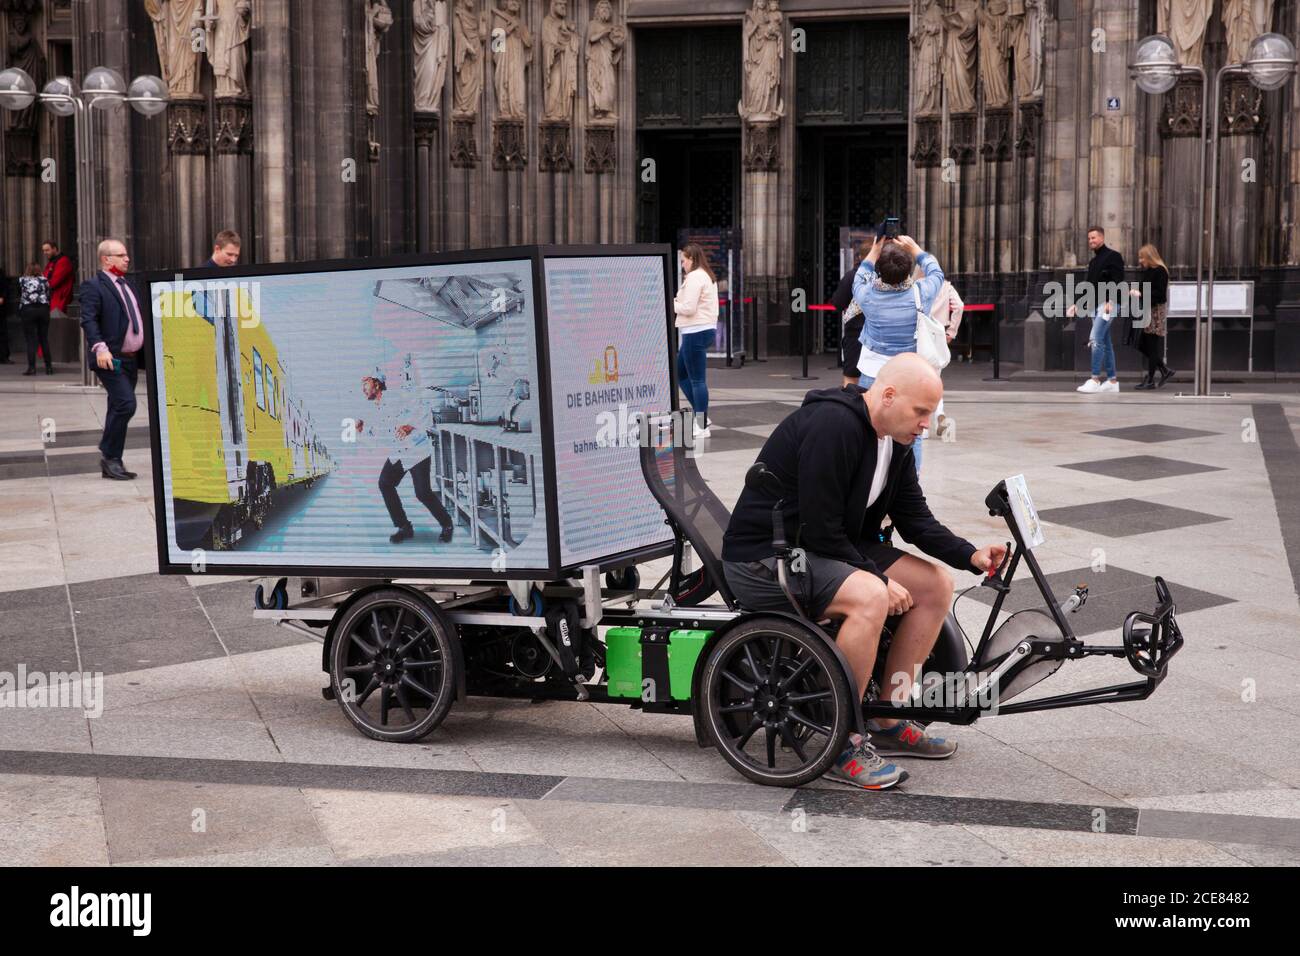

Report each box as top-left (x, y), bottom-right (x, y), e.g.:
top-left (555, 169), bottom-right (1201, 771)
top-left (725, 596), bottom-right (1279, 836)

top-left (791, 309), bottom-right (817, 381)
top-left (750, 298), bottom-right (764, 362)
top-left (993, 306), bottom-right (1000, 380)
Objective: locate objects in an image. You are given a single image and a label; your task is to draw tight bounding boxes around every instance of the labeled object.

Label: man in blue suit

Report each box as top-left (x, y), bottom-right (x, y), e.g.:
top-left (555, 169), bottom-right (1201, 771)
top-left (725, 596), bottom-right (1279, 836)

top-left (79, 238), bottom-right (144, 481)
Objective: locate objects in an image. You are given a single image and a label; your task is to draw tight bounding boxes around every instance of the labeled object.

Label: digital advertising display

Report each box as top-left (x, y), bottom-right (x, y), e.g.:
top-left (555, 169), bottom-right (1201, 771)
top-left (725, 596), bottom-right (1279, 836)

top-left (149, 258), bottom-right (549, 573)
top-left (543, 254), bottom-right (677, 567)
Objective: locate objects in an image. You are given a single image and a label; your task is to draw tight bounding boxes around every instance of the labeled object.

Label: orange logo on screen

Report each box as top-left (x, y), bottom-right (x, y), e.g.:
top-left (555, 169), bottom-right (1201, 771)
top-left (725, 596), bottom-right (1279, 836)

top-left (588, 346), bottom-right (619, 384)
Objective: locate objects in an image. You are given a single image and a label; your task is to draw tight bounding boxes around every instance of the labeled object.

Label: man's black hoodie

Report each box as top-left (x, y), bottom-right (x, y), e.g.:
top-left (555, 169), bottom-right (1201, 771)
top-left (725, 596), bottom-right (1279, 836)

top-left (721, 386), bottom-right (978, 583)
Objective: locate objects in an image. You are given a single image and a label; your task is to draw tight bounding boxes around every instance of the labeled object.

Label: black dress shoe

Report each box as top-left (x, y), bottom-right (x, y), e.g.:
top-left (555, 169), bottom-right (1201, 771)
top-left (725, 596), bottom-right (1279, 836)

top-left (439, 524), bottom-right (454, 543)
top-left (390, 525), bottom-right (415, 543)
top-left (101, 459), bottom-right (134, 480)
top-left (22, 368), bottom-right (36, 376)
top-left (1158, 366), bottom-right (1176, 387)
top-left (1134, 377), bottom-right (1155, 390)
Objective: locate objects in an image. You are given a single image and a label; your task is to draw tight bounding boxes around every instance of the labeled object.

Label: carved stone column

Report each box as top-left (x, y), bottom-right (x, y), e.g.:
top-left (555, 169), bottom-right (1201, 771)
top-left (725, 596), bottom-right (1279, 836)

top-left (1217, 75), bottom-right (1267, 272)
top-left (1158, 75), bottom-right (1206, 272)
top-left (414, 111), bottom-right (439, 251)
top-left (948, 113), bottom-right (977, 275)
top-left (213, 98), bottom-right (253, 260)
top-left (982, 109), bottom-right (1013, 274)
top-left (167, 98), bottom-right (210, 266)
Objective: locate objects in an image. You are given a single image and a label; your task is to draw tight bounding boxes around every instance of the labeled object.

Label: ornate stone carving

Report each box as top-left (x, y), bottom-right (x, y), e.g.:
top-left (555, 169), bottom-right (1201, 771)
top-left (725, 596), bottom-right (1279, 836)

top-left (584, 125), bottom-right (616, 173)
top-left (976, 0), bottom-right (1012, 110)
top-left (541, 0), bottom-right (579, 122)
top-left (492, 118), bottom-right (527, 169)
top-left (949, 112), bottom-right (977, 165)
top-left (214, 98), bottom-right (253, 153)
top-left (1222, 75), bottom-right (1266, 135)
top-left (910, 1), bottom-right (945, 117)
top-left (981, 108), bottom-right (1012, 161)
top-left (4, 130), bottom-right (37, 177)
top-left (167, 99), bottom-right (209, 155)
top-left (492, 0), bottom-right (533, 121)
top-left (1156, 0), bottom-right (1213, 68)
top-left (414, 0), bottom-right (450, 113)
top-left (912, 116), bottom-right (942, 167)
top-left (364, 1), bottom-right (394, 116)
top-left (414, 111), bottom-right (440, 147)
top-left (539, 121), bottom-right (572, 171)
top-left (1222, 0), bottom-right (1275, 65)
top-left (145, 0), bottom-right (203, 97)
top-left (1159, 73), bottom-right (1203, 138)
top-left (742, 121), bottom-right (780, 171)
top-left (4, 6), bottom-right (45, 134)
top-left (203, 0), bottom-right (252, 98)
top-left (739, 0), bottom-right (784, 122)
top-left (452, 0), bottom-right (488, 117)
top-left (942, 0), bottom-right (978, 114)
top-left (450, 116), bottom-right (479, 167)
top-left (1014, 100), bottom-right (1041, 155)
top-left (1010, 0), bottom-right (1043, 103)
top-left (585, 0), bottom-right (625, 123)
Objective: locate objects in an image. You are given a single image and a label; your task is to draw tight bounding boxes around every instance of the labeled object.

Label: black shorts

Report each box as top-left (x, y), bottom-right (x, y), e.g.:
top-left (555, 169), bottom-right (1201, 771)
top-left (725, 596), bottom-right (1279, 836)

top-left (723, 542), bottom-right (905, 620)
top-left (842, 314), bottom-right (865, 377)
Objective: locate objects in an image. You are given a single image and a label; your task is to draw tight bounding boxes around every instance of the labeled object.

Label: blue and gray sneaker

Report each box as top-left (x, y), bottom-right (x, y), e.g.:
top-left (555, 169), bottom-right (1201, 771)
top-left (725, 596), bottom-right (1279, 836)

top-left (824, 736), bottom-right (909, 790)
top-left (866, 720), bottom-right (958, 759)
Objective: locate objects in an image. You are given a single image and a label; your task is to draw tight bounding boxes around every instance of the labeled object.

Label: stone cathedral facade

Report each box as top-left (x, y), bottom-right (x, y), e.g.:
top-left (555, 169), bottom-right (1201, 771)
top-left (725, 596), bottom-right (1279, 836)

top-left (1, 0), bottom-right (1298, 370)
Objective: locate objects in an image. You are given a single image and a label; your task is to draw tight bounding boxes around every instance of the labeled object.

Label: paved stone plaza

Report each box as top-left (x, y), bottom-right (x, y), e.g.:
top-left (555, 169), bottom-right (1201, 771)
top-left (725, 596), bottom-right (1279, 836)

top-left (3, 359), bottom-right (1300, 867)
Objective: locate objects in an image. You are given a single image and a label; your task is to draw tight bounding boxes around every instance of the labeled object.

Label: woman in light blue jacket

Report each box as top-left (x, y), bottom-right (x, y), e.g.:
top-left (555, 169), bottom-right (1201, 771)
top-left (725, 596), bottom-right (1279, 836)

top-left (852, 234), bottom-right (945, 474)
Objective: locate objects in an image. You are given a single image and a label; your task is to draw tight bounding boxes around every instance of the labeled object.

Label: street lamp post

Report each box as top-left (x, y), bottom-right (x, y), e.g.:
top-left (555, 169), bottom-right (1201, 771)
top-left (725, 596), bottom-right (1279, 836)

top-left (0, 66), bottom-right (167, 384)
top-left (1131, 32), bottom-right (1296, 396)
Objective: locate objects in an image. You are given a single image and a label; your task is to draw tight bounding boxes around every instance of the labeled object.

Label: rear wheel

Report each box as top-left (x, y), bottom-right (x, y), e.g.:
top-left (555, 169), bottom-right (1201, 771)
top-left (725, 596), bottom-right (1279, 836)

top-left (700, 617), bottom-right (853, 787)
top-left (329, 589), bottom-right (458, 743)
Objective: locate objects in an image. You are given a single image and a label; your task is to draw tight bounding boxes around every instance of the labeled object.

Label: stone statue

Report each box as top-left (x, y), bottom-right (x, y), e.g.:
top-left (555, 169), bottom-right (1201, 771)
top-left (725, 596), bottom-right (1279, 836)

top-left (1010, 0), bottom-right (1043, 102)
top-left (452, 0), bottom-right (488, 117)
top-left (910, 1), bottom-right (945, 116)
top-left (943, 0), bottom-right (979, 113)
top-left (5, 10), bottom-right (45, 132)
top-left (414, 0), bottom-right (450, 113)
top-left (145, 0), bottom-right (204, 97)
top-left (586, 0), bottom-right (625, 122)
top-left (491, 0), bottom-right (532, 121)
top-left (364, 1), bottom-right (394, 116)
top-left (208, 0), bottom-right (252, 98)
top-left (976, 0), bottom-right (1012, 109)
top-left (739, 0), bottom-right (784, 121)
top-left (1156, 0), bottom-right (1214, 68)
top-left (1221, 0), bottom-right (1275, 64)
top-left (541, 0), bottom-right (578, 121)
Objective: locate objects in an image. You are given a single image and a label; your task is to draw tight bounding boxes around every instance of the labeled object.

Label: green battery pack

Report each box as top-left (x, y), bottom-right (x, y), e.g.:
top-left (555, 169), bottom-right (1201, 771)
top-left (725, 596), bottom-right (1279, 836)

top-left (604, 627), bottom-right (711, 701)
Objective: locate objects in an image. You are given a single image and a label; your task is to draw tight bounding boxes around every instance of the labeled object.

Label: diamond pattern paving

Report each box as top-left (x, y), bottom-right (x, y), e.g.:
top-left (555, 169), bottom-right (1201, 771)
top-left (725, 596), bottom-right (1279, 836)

top-left (1057, 455), bottom-right (1226, 482)
top-left (1037, 497), bottom-right (1227, 537)
top-left (1085, 424), bottom-right (1219, 444)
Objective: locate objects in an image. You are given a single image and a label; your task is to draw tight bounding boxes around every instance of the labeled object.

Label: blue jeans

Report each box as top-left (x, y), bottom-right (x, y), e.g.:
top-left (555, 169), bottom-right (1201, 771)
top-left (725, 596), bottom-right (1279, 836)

top-left (1090, 312), bottom-right (1116, 380)
top-left (677, 329), bottom-right (714, 421)
top-left (860, 373), bottom-right (922, 476)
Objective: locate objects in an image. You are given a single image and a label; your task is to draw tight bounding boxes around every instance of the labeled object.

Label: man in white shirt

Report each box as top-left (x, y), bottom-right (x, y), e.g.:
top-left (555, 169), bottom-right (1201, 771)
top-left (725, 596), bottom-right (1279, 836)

top-left (358, 374), bottom-right (454, 544)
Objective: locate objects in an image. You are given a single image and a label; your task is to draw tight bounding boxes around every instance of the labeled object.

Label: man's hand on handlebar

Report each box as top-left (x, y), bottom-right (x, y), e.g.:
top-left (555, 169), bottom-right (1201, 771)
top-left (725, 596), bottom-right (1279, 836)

top-left (886, 579), bottom-right (913, 615)
top-left (971, 544), bottom-right (1009, 575)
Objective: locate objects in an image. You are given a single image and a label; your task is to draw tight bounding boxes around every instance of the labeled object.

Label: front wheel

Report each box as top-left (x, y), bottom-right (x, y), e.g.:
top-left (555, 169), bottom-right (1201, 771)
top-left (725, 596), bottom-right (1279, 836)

top-left (700, 617), bottom-right (853, 787)
top-left (328, 589), bottom-right (459, 743)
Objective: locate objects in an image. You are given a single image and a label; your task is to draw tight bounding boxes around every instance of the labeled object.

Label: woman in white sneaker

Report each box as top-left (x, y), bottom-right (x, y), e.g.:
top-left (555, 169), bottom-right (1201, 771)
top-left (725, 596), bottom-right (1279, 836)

top-left (674, 243), bottom-right (720, 438)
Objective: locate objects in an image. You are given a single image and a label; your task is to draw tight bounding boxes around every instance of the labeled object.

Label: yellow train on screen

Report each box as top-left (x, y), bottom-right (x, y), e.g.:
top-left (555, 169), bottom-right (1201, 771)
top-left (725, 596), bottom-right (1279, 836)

top-left (159, 284), bottom-right (335, 550)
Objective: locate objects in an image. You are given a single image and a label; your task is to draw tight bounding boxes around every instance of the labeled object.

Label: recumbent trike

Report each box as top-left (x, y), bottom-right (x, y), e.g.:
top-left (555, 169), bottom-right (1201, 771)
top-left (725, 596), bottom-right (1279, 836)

top-left (251, 416), bottom-right (1184, 788)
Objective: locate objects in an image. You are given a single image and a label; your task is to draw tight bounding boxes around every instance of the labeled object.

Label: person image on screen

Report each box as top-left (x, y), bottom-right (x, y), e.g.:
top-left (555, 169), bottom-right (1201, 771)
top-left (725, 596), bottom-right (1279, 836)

top-left (358, 373), bottom-right (455, 544)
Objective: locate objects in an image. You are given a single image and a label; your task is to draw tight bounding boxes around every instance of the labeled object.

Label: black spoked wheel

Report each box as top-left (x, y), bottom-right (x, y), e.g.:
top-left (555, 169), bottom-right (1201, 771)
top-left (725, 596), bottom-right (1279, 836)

top-left (701, 617), bottom-right (853, 787)
top-left (328, 589), bottom-right (458, 743)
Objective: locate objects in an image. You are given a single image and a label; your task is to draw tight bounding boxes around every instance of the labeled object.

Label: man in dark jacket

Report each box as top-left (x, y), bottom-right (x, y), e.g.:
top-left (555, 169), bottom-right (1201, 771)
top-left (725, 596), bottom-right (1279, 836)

top-left (722, 353), bottom-right (1006, 789)
top-left (202, 229), bottom-right (242, 269)
top-left (79, 238), bottom-right (144, 480)
top-left (1070, 226), bottom-right (1125, 393)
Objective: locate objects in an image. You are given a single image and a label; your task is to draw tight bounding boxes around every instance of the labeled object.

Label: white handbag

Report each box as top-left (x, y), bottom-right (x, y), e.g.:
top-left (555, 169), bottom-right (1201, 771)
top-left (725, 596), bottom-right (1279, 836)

top-left (913, 284), bottom-right (951, 369)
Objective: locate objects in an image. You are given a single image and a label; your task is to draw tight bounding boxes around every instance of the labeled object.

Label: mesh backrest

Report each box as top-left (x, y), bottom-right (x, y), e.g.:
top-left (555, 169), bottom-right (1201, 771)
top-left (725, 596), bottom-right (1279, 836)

top-left (639, 416), bottom-right (736, 606)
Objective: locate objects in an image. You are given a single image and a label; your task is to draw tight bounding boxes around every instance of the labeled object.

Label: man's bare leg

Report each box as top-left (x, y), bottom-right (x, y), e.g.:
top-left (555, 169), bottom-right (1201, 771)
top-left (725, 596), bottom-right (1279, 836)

top-left (822, 569), bottom-right (889, 700)
top-left (872, 555), bottom-right (953, 728)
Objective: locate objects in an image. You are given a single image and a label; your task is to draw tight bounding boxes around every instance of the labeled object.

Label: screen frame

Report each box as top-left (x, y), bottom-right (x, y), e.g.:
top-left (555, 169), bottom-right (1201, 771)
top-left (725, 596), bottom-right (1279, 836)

top-left (142, 243), bottom-right (678, 581)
